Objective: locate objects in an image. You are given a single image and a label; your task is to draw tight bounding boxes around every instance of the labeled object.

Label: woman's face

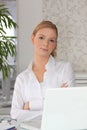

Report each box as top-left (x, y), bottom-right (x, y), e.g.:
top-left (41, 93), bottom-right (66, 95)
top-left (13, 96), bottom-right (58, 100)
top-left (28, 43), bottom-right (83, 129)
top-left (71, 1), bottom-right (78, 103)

top-left (31, 28), bottom-right (57, 57)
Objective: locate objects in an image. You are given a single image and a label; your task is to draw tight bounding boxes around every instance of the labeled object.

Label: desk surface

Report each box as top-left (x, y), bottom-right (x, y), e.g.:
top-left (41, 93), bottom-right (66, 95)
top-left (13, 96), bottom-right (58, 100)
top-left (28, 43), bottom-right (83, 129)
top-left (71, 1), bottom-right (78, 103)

top-left (0, 115), bottom-right (41, 130)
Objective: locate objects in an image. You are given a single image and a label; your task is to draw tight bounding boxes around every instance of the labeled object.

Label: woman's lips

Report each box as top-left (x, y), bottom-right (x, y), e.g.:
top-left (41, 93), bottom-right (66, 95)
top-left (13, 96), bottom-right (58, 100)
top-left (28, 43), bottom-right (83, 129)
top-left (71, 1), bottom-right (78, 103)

top-left (40, 48), bottom-right (48, 51)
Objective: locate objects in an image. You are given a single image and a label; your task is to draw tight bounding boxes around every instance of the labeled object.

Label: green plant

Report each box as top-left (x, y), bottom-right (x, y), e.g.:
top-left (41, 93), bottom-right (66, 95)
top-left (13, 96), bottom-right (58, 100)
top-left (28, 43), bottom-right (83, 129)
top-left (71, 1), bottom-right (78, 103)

top-left (0, 4), bottom-right (17, 79)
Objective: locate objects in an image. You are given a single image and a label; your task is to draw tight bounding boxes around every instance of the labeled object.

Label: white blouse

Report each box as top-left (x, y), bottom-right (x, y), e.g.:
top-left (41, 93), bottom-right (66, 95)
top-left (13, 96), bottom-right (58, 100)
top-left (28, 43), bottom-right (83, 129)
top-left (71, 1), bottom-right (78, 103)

top-left (10, 56), bottom-right (75, 121)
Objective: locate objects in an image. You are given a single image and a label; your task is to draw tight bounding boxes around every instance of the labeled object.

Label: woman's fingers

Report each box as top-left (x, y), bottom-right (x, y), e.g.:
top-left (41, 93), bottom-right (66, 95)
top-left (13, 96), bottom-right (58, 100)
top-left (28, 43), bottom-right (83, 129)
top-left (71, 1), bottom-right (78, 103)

top-left (23, 102), bottom-right (30, 110)
top-left (61, 82), bottom-right (68, 88)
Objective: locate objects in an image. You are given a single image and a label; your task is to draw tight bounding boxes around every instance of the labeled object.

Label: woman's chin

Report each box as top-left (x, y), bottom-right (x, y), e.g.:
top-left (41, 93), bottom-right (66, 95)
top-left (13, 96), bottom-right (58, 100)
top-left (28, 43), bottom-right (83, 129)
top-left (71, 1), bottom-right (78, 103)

top-left (41, 53), bottom-right (49, 57)
top-left (37, 50), bottom-right (50, 57)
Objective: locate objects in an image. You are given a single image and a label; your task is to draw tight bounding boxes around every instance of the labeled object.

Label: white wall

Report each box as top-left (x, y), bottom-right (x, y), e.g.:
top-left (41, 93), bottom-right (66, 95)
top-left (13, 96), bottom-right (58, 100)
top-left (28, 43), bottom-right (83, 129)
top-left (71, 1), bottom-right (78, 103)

top-left (17, 0), bottom-right (42, 73)
top-left (43, 0), bottom-right (87, 72)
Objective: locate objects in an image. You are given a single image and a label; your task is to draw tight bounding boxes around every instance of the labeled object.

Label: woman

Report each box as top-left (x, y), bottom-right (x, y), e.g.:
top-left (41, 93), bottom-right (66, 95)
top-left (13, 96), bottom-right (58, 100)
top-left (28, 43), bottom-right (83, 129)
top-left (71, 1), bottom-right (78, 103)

top-left (10, 20), bottom-right (75, 121)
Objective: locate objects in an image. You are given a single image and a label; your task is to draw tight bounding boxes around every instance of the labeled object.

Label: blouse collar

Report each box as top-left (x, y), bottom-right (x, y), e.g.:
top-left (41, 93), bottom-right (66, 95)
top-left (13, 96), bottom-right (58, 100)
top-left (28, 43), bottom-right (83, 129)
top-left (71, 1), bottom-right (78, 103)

top-left (28, 55), bottom-right (55, 72)
top-left (45, 55), bottom-right (55, 70)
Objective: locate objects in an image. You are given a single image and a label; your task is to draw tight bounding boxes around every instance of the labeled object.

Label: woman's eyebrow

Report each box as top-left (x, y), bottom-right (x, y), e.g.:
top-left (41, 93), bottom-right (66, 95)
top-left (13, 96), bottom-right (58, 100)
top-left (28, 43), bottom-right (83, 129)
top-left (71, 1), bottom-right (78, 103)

top-left (38, 34), bottom-right (45, 36)
top-left (39, 34), bottom-right (56, 38)
top-left (38, 34), bottom-right (57, 40)
top-left (49, 37), bottom-right (57, 40)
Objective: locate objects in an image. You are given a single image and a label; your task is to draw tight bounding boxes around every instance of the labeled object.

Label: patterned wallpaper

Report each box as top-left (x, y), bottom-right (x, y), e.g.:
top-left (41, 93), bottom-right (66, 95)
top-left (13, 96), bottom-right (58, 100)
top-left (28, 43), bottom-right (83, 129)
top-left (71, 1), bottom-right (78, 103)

top-left (42, 0), bottom-right (87, 72)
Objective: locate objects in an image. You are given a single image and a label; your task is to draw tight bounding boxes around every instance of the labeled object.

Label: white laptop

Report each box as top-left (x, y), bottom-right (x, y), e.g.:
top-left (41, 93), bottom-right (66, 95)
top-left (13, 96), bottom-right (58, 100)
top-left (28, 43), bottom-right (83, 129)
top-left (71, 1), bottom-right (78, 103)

top-left (41, 87), bottom-right (87, 130)
top-left (20, 87), bottom-right (87, 130)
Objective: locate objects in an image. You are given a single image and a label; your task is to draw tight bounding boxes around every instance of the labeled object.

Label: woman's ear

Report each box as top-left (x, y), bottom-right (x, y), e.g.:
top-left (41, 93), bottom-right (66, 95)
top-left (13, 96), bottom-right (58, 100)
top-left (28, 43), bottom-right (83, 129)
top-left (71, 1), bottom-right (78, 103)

top-left (31, 34), bottom-right (34, 44)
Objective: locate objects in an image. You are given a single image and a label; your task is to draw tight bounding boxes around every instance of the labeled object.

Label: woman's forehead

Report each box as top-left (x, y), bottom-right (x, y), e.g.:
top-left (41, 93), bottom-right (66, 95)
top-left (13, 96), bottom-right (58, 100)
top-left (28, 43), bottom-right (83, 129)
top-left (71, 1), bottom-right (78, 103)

top-left (36, 28), bottom-right (57, 37)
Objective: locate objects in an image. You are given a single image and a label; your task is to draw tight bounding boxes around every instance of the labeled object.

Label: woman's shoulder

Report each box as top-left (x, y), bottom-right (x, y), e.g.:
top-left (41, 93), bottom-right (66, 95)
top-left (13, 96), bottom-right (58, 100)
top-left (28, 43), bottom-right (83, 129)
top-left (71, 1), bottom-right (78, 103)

top-left (50, 56), bottom-right (72, 69)
top-left (55, 60), bottom-right (72, 69)
top-left (16, 67), bottom-right (30, 81)
top-left (56, 59), bottom-right (71, 65)
top-left (16, 62), bottom-right (33, 79)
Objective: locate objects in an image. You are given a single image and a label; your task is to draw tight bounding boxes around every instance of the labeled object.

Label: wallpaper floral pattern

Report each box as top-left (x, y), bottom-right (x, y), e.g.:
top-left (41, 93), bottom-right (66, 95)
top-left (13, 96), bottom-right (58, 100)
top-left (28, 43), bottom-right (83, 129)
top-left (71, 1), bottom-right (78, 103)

top-left (42, 0), bottom-right (87, 72)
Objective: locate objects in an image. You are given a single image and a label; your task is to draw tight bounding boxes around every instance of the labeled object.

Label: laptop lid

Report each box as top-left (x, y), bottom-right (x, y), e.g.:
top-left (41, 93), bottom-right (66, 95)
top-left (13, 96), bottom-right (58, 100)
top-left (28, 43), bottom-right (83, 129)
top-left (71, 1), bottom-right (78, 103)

top-left (41, 87), bottom-right (87, 130)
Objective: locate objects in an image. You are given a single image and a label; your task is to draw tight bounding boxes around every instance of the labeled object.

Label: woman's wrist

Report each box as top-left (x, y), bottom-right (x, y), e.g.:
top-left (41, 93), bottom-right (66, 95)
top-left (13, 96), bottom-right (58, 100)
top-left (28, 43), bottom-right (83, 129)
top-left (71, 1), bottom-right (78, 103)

top-left (23, 102), bottom-right (30, 110)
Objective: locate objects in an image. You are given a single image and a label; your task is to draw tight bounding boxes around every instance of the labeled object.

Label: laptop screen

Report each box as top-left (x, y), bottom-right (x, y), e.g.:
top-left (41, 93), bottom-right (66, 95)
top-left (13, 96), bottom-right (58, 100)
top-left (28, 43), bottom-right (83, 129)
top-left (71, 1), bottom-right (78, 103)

top-left (41, 87), bottom-right (87, 130)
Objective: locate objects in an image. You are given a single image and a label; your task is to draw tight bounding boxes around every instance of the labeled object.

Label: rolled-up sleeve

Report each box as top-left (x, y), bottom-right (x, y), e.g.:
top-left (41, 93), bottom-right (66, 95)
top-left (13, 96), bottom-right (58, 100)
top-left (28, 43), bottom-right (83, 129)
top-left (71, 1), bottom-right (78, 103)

top-left (62, 62), bottom-right (76, 87)
top-left (30, 98), bottom-right (43, 110)
top-left (10, 74), bottom-right (43, 121)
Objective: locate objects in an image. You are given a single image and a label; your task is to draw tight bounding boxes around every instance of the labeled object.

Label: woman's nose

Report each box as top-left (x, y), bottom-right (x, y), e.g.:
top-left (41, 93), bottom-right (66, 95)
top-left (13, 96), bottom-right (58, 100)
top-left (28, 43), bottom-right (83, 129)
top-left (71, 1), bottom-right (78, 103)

top-left (43, 39), bottom-right (49, 46)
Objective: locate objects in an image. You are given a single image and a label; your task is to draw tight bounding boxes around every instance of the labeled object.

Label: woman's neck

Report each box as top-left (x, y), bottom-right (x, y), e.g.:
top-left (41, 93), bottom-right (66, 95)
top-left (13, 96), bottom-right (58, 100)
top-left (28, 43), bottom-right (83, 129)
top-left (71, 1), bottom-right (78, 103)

top-left (33, 55), bottom-right (50, 70)
top-left (32, 55), bottom-right (50, 82)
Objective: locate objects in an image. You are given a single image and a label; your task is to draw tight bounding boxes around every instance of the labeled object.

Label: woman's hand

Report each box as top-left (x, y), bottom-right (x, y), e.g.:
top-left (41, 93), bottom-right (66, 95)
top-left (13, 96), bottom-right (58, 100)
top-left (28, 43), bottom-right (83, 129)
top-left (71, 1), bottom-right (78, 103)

top-left (61, 82), bottom-right (68, 88)
top-left (23, 102), bottom-right (30, 110)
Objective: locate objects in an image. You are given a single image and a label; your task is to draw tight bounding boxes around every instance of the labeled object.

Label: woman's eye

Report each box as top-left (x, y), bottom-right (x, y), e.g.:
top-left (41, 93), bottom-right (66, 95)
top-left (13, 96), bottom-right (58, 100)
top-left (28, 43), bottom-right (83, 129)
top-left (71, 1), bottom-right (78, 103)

top-left (39, 36), bottom-right (44, 40)
top-left (50, 39), bottom-right (55, 43)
